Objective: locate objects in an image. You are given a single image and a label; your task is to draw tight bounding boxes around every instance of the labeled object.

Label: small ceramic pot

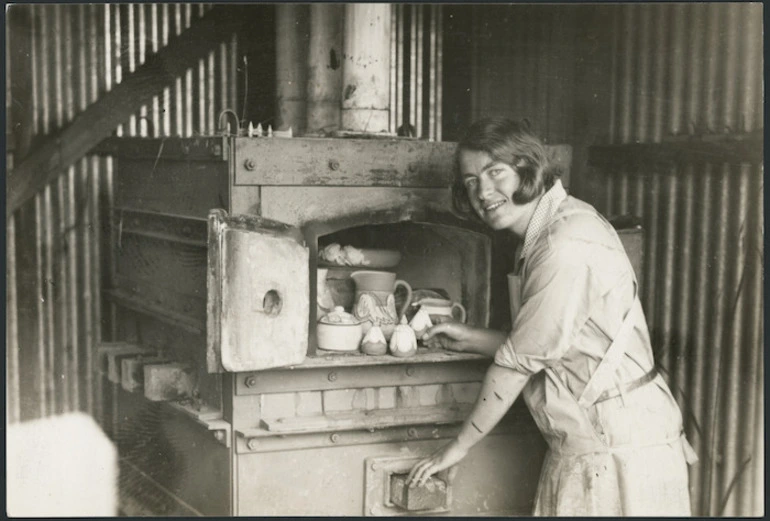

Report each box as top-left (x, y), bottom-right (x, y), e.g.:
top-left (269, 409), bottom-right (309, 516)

top-left (316, 306), bottom-right (363, 352)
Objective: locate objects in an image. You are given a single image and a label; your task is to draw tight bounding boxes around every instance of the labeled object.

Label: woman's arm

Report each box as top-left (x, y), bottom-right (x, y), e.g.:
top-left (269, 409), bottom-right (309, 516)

top-left (421, 323), bottom-right (507, 358)
top-left (406, 363), bottom-right (530, 487)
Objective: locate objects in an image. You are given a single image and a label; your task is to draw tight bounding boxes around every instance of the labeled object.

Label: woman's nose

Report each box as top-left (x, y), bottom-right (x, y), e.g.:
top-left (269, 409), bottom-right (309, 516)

top-left (477, 174), bottom-right (494, 198)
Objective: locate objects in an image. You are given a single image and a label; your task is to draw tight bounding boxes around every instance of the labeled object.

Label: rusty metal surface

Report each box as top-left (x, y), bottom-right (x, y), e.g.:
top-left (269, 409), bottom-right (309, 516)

top-left (234, 137), bottom-right (573, 188)
top-left (115, 156), bottom-right (229, 218)
top-left (581, 160), bottom-right (763, 516)
top-left (235, 358), bottom-right (487, 395)
top-left (235, 136), bottom-right (457, 187)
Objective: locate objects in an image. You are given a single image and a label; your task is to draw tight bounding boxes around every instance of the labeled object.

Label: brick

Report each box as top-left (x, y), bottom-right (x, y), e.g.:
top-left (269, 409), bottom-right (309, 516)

top-left (396, 386), bottom-right (421, 408)
top-left (436, 384), bottom-right (455, 405)
top-left (352, 388), bottom-right (377, 411)
top-left (322, 389), bottom-right (356, 412)
top-left (377, 386), bottom-right (397, 409)
top-left (143, 363), bottom-right (195, 402)
top-left (449, 382), bottom-right (481, 404)
top-left (260, 392), bottom-right (298, 419)
top-left (390, 473), bottom-right (447, 511)
top-left (295, 391), bottom-right (323, 417)
top-left (102, 344), bottom-right (154, 383)
top-left (416, 384), bottom-right (444, 407)
top-left (121, 356), bottom-right (168, 393)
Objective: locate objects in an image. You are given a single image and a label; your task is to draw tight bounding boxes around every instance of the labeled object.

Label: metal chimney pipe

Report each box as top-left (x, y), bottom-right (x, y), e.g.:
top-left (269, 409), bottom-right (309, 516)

top-left (275, 4), bottom-right (309, 134)
top-left (306, 4), bottom-right (343, 135)
top-left (340, 4), bottom-right (392, 134)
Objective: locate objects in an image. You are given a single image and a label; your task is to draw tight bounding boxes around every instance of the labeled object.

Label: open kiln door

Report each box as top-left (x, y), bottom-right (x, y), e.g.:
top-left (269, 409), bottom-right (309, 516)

top-left (207, 209), bottom-right (309, 373)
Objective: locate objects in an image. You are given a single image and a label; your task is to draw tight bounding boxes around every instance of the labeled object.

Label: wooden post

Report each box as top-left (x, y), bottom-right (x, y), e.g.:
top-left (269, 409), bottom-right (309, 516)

top-left (341, 4), bottom-right (392, 134)
top-left (306, 4), bottom-right (343, 135)
top-left (275, 4), bottom-right (309, 134)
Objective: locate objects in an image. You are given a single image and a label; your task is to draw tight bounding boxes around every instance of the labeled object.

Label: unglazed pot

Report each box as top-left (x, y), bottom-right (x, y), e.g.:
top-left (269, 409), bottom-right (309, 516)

top-left (350, 270), bottom-right (412, 340)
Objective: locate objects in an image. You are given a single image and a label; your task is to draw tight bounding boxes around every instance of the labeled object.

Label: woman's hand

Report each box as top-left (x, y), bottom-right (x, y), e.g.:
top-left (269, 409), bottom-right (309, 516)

top-left (406, 440), bottom-right (468, 488)
top-left (421, 322), bottom-right (475, 352)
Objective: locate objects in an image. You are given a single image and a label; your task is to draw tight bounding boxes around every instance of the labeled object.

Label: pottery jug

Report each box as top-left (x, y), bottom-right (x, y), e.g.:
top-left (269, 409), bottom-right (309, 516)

top-left (414, 297), bottom-right (466, 324)
top-left (350, 270), bottom-right (412, 340)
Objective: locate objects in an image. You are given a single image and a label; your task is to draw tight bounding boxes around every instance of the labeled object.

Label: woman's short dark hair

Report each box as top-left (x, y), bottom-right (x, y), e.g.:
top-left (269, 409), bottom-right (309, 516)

top-left (452, 118), bottom-right (560, 218)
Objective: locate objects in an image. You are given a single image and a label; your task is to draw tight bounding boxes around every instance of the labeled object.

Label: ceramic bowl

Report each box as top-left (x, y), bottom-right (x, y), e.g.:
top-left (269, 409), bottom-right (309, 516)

top-left (316, 322), bottom-right (363, 352)
top-left (316, 306), bottom-right (364, 352)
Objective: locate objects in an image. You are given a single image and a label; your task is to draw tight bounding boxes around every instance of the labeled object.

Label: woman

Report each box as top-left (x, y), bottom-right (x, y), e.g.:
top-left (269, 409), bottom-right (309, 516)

top-left (406, 118), bottom-right (697, 516)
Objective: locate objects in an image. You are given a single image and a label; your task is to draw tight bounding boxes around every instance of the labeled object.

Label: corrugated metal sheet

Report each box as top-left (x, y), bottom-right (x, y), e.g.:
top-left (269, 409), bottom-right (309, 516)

top-left (6, 3), bottom-right (240, 425)
top-left (390, 4), bottom-right (443, 140)
top-left (591, 161), bottom-right (763, 517)
top-left (608, 3), bottom-right (763, 143)
top-left (469, 5), bottom-right (577, 144)
top-left (594, 4), bottom-right (764, 515)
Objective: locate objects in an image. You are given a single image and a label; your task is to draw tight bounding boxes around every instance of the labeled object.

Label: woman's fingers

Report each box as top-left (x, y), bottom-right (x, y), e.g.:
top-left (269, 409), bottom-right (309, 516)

top-left (421, 322), bottom-right (453, 341)
top-left (406, 458), bottom-right (431, 486)
top-left (407, 457), bottom-right (437, 488)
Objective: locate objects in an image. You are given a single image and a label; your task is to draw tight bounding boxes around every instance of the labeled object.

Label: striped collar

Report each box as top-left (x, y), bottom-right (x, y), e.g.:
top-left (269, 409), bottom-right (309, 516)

top-left (518, 179), bottom-right (568, 269)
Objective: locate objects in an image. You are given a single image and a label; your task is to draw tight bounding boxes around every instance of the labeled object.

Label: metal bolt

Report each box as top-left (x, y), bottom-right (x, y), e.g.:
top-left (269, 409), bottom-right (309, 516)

top-left (405, 367), bottom-right (415, 377)
top-left (370, 462), bottom-right (379, 471)
top-left (370, 507), bottom-right (377, 515)
top-left (247, 438), bottom-right (259, 450)
top-left (407, 427), bottom-right (418, 438)
top-left (328, 371), bottom-right (338, 382)
top-left (330, 433), bottom-right (340, 443)
top-left (245, 376), bottom-right (257, 388)
top-left (328, 159), bottom-right (340, 171)
top-left (244, 158), bottom-right (257, 171)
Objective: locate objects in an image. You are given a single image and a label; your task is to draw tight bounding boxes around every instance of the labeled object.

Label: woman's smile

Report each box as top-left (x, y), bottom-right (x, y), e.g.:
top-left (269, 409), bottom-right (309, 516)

top-left (482, 200), bottom-right (506, 213)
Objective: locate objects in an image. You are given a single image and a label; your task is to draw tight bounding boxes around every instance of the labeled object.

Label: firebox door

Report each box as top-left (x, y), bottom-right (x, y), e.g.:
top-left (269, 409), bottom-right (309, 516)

top-left (208, 209), bottom-right (309, 373)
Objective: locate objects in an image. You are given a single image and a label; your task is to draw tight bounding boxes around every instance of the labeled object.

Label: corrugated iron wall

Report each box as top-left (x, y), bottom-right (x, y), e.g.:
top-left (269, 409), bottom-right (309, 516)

top-left (606, 3), bottom-right (762, 143)
top-left (6, 3), bottom-right (240, 425)
top-left (469, 5), bottom-right (577, 145)
top-left (582, 3), bottom-right (763, 516)
top-left (390, 4), bottom-right (443, 140)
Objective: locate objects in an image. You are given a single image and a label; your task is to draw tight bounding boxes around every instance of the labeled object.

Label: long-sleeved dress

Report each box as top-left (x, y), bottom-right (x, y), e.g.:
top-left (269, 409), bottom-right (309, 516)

top-left (495, 180), bottom-right (697, 516)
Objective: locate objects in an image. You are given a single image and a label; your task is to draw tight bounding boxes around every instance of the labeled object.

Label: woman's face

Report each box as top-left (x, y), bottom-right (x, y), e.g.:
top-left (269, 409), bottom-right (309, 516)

top-left (458, 149), bottom-right (529, 234)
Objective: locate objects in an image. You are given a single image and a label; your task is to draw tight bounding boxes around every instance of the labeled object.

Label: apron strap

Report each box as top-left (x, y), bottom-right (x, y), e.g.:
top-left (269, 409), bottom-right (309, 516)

top-left (577, 294), bottom-right (643, 408)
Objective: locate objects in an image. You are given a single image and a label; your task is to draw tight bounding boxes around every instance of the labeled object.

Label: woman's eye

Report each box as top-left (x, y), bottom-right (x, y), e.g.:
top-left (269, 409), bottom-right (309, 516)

top-left (489, 168), bottom-right (503, 177)
top-left (464, 178), bottom-right (478, 189)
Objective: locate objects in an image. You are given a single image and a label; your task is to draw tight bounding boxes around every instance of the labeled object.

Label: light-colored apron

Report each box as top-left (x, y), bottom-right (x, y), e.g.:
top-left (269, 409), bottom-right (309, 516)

top-left (508, 210), bottom-right (697, 515)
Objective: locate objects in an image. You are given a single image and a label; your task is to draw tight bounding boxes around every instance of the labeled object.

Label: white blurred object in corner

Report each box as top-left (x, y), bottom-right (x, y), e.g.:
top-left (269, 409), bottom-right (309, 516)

top-left (7, 412), bottom-right (117, 516)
